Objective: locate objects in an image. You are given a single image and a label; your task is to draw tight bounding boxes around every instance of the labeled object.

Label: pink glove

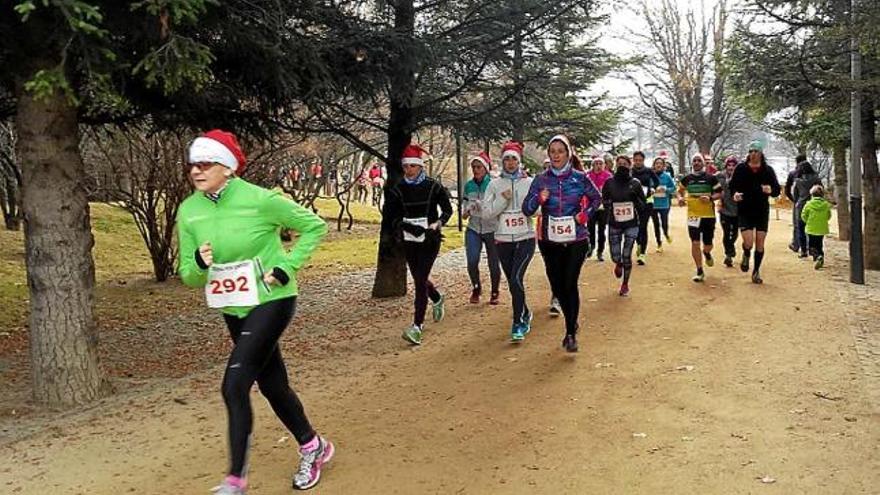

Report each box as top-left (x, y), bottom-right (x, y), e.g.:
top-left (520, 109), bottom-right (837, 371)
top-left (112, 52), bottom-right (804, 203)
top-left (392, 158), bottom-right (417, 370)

top-left (575, 211), bottom-right (588, 225)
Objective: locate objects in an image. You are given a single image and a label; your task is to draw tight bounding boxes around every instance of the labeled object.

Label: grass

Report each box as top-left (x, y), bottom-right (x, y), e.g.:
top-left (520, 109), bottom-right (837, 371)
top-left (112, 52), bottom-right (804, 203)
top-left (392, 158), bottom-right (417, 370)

top-left (0, 202), bottom-right (465, 331)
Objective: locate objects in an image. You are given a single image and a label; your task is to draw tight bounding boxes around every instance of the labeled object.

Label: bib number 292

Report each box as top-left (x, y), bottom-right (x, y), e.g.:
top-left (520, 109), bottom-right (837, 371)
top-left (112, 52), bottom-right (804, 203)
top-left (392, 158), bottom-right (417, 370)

top-left (209, 276), bottom-right (250, 295)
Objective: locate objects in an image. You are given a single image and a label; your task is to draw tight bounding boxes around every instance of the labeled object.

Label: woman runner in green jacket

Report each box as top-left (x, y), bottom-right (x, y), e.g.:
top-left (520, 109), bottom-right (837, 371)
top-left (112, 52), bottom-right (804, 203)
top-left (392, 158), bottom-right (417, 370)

top-left (177, 130), bottom-right (333, 494)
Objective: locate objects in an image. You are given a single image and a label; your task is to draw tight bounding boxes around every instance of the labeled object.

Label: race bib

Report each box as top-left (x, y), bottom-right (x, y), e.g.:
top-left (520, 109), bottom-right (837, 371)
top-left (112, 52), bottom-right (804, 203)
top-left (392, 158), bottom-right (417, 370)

top-left (497, 211), bottom-right (529, 236)
top-left (612, 202), bottom-right (635, 222)
top-left (547, 215), bottom-right (577, 243)
top-left (206, 260), bottom-right (260, 308)
top-left (654, 188), bottom-right (666, 198)
top-left (687, 216), bottom-right (701, 228)
top-left (403, 217), bottom-right (428, 243)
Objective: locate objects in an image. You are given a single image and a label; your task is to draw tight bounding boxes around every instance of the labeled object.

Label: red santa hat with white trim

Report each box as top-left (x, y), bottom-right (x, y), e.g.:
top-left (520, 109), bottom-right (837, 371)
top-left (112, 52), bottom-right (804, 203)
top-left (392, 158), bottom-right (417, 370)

top-left (401, 143), bottom-right (429, 166)
top-left (187, 129), bottom-right (247, 173)
top-left (501, 141), bottom-right (524, 162)
top-left (469, 151), bottom-right (492, 169)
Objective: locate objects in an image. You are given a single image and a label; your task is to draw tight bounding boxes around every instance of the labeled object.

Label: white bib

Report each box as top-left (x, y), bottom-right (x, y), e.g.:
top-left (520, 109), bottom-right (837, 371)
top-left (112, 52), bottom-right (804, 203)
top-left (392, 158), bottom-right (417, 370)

top-left (497, 211), bottom-right (529, 236)
top-left (403, 217), bottom-right (428, 243)
top-left (547, 215), bottom-right (577, 243)
top-left (612, 201), bottom-right (635, 222)
top-left (654, 188), bottom-right (667, 198)
top-left (206, 260), bottom-right (260, 308)
top-left (687, 216), bottom-right (701, 228)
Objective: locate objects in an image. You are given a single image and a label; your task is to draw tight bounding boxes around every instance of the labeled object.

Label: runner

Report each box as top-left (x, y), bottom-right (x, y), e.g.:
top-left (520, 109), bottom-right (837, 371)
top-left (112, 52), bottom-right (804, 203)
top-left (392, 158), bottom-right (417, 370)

top-left (177, 130), bottom-right (333, 494)
top-left (650, 157), bottom-right (676, 252)
top-left (368, 163), bottom-right (385, 207)
top-left (730, 141), bottom-right (781, 284)
top-left (385, 143), bottom-right (453, 343)
top-left (792, 159), bottom-right (822, 259)
top-left (676, 154), bottom-right (722, 282)
top-left (603, 155), bottom-right (648, 296)
top-left (716, 155), bottom-right (739, 267)
top-left (482, 141), bottom-right (536, 341)
top-left (587, 155), bottom-right (613, 261)
top-left (523, 135), bottom-right (601, 352)
top-left (603, 152), bottom-right (615, 173)
top-left (537, 157), bottom-right (561, 316)
top-left (462, 151), bottom-right (501, 304)
top-left (630, 151), bottom-right (660, 265)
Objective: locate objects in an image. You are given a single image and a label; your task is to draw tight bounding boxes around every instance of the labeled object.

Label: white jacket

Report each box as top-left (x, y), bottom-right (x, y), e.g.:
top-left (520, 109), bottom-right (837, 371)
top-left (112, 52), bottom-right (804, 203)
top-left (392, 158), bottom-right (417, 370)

top-left (480, 174), bottom-right (535, 243)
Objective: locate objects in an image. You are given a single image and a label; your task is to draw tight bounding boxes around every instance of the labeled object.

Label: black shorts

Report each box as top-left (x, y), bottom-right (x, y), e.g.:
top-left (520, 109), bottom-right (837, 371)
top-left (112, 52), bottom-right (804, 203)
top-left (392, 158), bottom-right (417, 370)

top-left (687, 217), bottom-right (716, 244)
top-left (738, 213), bottom-right (769, 232)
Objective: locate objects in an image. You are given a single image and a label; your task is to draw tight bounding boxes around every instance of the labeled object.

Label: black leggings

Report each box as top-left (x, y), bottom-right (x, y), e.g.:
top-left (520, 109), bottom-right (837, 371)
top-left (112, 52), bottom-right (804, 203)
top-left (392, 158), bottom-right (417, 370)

top-left (538, 239), bottom-right (589, 336)
top-left (497, 239), bottom-right (536, 325)
top-left (720, 213), bottom-right (738, 258)
top-left (588, 209), bottom-right (608, 255)
top-left (222, 297), bottom-right (315, 477)
top-left (650, 207), bottom-right (670, 245)
top-left (609, 225), bottom-right (638, 284)
top-left (637, 204), bottom-right (654, 253)
top-left (404, 240), bottom-right (442, 325)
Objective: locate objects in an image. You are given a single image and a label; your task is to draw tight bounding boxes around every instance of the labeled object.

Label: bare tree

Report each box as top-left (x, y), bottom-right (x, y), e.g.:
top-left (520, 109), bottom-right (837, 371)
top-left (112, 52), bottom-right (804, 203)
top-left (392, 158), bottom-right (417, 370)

top-left (82, 126), bottom-right (191, 282)
top-left (0, 120), bottom-right (21, 230)
top-left (632, 0), bottom-right (742, 158)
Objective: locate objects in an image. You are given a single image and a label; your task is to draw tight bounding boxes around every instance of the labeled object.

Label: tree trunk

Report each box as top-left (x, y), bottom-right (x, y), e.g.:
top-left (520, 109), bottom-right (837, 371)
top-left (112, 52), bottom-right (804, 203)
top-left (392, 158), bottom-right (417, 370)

top-left (372, 0), bottom-right (416, 298)
top-left (511, 22), bottom-right (525, 143)
top-left (832, 142), bottom-right (850, 241)
top-left (675, 133), bottom-right (687, 175)
top-left (860, 98), bottom-right (880, 270)
top-left (16, 73), bottom-right (106, 406)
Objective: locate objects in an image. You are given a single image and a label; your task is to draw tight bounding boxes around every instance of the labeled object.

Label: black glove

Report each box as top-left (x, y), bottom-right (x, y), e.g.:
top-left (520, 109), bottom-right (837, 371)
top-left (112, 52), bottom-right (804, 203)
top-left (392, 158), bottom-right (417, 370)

top-left (402, 222), bottom-right (426, 236)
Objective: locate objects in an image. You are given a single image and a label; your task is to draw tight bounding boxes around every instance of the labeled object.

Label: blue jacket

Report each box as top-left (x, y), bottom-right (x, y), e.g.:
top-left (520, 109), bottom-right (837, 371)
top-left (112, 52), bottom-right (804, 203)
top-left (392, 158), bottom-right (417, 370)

top-left (522, 167), bottom-right (601, 243)
top-left (652, 171), bottom-right (676, 210)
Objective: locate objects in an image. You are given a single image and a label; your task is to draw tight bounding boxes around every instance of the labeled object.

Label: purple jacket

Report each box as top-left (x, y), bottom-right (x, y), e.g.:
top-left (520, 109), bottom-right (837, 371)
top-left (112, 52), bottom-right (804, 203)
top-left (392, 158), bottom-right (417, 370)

top-left (522, 167), bottom-right (601, 243)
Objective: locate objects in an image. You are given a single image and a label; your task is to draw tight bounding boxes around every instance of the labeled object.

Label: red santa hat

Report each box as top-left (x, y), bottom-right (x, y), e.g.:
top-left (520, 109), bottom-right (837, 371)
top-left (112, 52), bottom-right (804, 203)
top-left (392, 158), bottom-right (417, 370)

top-left (187, 129), bottom-right (247, 173)
top-left (468, 151), bottom-right (492, 170)
top-left (401, 143), bottom-right (428, 167)
top-left (501, 141), bottom-right (524, 162)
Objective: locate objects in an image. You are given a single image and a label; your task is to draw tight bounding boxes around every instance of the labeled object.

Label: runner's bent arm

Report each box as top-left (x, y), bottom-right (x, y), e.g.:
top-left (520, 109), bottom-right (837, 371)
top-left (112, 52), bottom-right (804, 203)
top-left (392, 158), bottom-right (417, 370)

top-left (581, 176), bottom-right (601, 220)
top-left (521, 177), bottom-right (543, 216)
top-left (436, 184), bottom-right (453, 226)
top-left (767, 169), bottom-right (782, 197)
top-left (177, 217), bottom-right (209, 288)
top-left (262, 191), bottom-right (328, 284)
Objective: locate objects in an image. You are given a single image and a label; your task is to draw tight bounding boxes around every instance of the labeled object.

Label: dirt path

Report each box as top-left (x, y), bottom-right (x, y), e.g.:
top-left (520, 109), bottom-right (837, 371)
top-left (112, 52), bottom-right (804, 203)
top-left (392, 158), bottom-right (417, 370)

top-left (2, 208), bottom-right (877, 494)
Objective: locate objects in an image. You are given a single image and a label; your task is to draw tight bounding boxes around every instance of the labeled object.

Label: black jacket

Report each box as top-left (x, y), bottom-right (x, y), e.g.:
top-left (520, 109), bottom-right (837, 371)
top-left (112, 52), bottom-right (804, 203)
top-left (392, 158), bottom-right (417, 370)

top-left (729, 162), bottom-right (781, 218)
top-left (602, 170), bottom-right (648, 229)
top-left (631, 166), bottom-right (660, 198)
top-left (384, 176), bottom-right (453, 242)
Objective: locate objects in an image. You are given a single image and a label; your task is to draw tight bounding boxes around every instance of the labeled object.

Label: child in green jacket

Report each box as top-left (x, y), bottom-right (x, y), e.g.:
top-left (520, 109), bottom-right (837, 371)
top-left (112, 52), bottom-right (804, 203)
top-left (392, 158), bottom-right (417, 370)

top-left (800, 185), bottom-right (831, 269)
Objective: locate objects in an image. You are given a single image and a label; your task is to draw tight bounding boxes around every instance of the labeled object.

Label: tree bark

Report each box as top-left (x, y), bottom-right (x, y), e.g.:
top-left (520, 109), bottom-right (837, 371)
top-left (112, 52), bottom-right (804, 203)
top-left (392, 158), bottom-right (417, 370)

top-left (860, 98), bottom-right (880, 270)
top-left (675, 132), bottom-right (688, 175)
top-left (372, 0), bottom-right (416, 298)
top-left (16, 71), bottom-right (106, 406)
top-left (832, 142), bottom-right (851, 241)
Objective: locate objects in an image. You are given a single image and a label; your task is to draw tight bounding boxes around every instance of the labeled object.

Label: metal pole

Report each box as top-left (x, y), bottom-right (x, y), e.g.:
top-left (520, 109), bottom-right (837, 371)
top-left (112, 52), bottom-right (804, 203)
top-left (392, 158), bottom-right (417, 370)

top-left (849, 0), bottom-right (864, 284)
top-left (456, 132), bottom-right (463, 232)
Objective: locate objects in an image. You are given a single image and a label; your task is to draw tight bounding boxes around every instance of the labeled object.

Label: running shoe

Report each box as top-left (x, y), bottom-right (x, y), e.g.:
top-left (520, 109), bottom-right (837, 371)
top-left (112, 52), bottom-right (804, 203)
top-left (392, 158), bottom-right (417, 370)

top-left (586, 248), bottom-right (594, 259)
top-left (751, 270), bottom-right (763, 284)
top-left (665, 234), bottom-right (673, 244)
top-left (402, 324), bottom-right (423, 345)
top-left (489, 292), bottom-right (500, 305)
top-left (432, 294), bottom-right (445, 322)
top-left (740, 256), bottom-right (750, 273)
top-left (619, 283), bottom-right (630, 297)
top-left (692, 270), bottom-right (705, 283)
top-left (723, 256), bottom-right (733, 267)
top-left (469, 288), bottom-right (480, 304)
top-left (656, 245), bottom-right (663, 253)
top-left (293, 436), bottom-right (335, 491)
top-left (596, 253), bottom-right (605, 262)
top-left (704, 253), bottom-right (714, 267)
top-left (637, 253), bottom-right (646, 265)
top-left (521, 310), bottom-right (533, 335)
top-left (799, 251), bottom-right (809, 259)
top-left (549, 298), bottom-right (561, 317)
top-left (562, 334), bottom-right (578, 353)
top-left (788, 243), bottom-right (798, 253)
top-left (211, 477), bottom-right (247, 495)
top-left (814, 256), bottom-right (824, 270)
top-left (511, 323), bottom-right (525, 342)
top-left (613, 263), bottom-right (623, 279)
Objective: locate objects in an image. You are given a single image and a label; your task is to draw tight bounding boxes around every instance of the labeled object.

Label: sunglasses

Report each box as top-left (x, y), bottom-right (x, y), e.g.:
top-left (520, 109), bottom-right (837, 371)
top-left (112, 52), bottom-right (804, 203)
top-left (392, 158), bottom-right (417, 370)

top-left (189, 162), bottom-right (219, 171)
